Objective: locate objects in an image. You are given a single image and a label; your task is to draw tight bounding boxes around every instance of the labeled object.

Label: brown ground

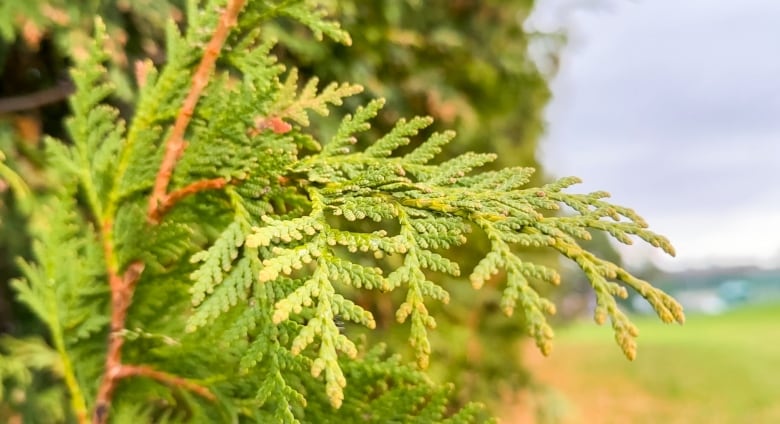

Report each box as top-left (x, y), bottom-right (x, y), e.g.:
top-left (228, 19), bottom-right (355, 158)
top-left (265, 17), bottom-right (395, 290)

top-left (498, 342), bottom-right (687, 424)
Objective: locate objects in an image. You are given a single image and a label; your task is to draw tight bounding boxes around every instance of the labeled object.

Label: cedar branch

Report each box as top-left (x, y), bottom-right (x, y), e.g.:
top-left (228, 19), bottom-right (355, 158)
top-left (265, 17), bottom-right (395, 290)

top-left (95, 4), bottom-right (246, 420)
top-left (147, 0), bottom-right (246, 222)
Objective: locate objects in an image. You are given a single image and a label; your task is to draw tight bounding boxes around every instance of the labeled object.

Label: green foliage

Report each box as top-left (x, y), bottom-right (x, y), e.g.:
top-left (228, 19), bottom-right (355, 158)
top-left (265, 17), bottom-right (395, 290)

top-left (0, 0), bottom-right (683, 422)
top-left (0, 336), bottom-right (68, 422)
top-left (0, 0), bottom-right (178, 56)
top-left (267, 2), bottom-right (566, 405)
top-left (2, 0), bottom-right (558, 409)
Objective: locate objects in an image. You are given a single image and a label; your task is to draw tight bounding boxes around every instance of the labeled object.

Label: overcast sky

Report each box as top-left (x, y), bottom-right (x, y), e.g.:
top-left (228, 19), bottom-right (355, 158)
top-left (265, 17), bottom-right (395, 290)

top-left (528, 0), bottom-right (780, 270)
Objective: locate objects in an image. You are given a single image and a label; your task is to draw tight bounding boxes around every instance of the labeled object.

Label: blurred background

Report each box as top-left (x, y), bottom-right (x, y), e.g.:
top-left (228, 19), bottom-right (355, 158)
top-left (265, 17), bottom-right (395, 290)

top-left (1, 0), bottom-right (779, 422)
top-left (532, 0), bottom-right (780, 271)
top-left (511, 1), bottom-right (780, 422)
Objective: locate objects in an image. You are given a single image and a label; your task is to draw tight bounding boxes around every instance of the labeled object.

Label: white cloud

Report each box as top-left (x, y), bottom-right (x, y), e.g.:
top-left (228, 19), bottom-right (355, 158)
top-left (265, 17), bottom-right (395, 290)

top-left (532, 0), bottom-right (780, 269)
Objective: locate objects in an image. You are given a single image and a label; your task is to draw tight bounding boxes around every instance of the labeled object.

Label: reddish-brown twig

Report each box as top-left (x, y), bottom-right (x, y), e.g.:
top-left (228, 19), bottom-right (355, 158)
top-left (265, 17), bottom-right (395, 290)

top-left (117, 365), bottom-right (216, 400)
top-left (93, 260), bottom-right (144, 424)
top-left (94, 3), bottom-right (247, 421)
top-left (147, 0), bottom-right (246, 222)
top-left (148, 177), bottom-right (228, 222)
top-left (92, 257), bottom-right (215, 424)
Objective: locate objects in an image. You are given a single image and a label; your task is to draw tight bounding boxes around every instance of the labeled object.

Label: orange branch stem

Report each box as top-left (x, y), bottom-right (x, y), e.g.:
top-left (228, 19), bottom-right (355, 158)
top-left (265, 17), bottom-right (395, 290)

top-left (93, 260), bottom-right (144, 424)
top-left (149, 177), bottom-right (228, 222)
top-left (117, 365), bottom-right (216, 401)
top-left (94, 3), bottom-right (246, 421)
top-left (147, 0), bottom-right (246, 222)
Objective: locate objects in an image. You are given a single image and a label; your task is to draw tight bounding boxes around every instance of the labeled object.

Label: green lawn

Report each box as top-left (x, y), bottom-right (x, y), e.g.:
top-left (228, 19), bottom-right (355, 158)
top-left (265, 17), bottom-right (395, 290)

top-left (525, 303), bottom-right (780, 423)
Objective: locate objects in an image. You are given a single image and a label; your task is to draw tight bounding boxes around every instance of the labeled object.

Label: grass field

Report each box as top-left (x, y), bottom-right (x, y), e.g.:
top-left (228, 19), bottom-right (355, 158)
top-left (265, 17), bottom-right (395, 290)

top-left (504, 303), bottom-right (780, 423)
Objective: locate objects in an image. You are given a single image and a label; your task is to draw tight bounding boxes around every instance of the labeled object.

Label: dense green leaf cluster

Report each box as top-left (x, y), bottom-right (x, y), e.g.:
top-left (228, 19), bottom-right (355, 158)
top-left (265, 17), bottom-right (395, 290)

top-left (0, 0), bottom-right (683, 422)
top-left (2, 0), bottom-right (564, 410)
top-left (265, 2), bottom-right (566, 404)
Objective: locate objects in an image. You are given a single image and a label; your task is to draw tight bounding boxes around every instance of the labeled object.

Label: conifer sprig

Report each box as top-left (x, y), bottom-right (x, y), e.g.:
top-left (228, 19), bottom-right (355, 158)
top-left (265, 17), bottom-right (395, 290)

top-left (2, 0), bottom-right (683, 421)
top-left (51, 16), bottom-right (223, 421)
top-left (215, 98), bottom-right (683, 405)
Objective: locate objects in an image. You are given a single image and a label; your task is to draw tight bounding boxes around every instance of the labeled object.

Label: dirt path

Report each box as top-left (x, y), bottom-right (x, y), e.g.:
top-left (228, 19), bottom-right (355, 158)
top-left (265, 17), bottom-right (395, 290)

top-left (499, 342), bottom-right (685, 424)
